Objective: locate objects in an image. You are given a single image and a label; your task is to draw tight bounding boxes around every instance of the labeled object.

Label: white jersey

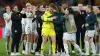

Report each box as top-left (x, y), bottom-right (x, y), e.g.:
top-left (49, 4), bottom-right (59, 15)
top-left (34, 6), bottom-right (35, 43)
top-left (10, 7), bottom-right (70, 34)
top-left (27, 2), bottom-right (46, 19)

top-left (25, 12), bottom-right (33, 25)
top-left (21, 18), bottom-right (26, 25)
top-left (3, 12), bottom-right (12, 28)
top-left (25, 12), bottom-right (33, 34)
top-left (21, 18), bottom-right (26, 33)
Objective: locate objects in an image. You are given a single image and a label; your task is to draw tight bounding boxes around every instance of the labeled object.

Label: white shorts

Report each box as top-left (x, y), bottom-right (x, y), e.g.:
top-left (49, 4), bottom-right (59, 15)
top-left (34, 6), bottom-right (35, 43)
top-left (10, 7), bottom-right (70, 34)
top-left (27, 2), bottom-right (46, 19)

top-left (22, 18), bottom-right (26, 34)
top-left (85, 30), bottom-right (95, 37)
top-left (22, 24), bottom-right (26, 34)
top-left (63, 32), bottom-right (75, 41)
top-left (32, 21), bottom-right (38, 35)
top-left (25, 24), bottom-right (32, 34)
top-left (21, 18), bottom-right (26, 24)
top-left (5, 27), bottom-right (12, 36)
top-left (32, 30), bottom-right (38, 35)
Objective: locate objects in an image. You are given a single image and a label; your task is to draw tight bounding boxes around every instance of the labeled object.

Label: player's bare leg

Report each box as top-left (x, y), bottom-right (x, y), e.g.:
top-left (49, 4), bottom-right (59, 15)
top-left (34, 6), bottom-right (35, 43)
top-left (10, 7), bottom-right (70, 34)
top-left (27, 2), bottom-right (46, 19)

top-left (95, 35), bottom-right (99, 54)
top-left (25, 34), bottom-right (32, 55)
top-left (33, 34), bottom-right (38, 52)
top-left (22, 34), bottom-right (26, 54)
top-left (6, 36), bottom-right (10, 54)
top-left (31, 34), bottom-right (34, 53)
top-left (71, 41), bottom-right (84, 55)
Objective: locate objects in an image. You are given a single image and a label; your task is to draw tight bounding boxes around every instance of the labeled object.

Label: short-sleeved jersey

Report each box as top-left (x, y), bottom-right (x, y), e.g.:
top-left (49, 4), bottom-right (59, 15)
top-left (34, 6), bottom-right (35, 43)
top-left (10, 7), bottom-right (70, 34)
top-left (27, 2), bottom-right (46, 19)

top-left (25, 12), bottom-right (33, 25)
top-left (3, 12), bottom-right (12, 28)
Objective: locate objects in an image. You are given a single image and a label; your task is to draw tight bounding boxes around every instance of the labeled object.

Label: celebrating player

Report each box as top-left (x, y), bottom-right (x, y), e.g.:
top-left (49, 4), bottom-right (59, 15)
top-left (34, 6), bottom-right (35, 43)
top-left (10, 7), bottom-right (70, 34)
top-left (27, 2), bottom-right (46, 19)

top-left (3, 6), bottom-right (12, 54)
top-left (84, 5), bottom-right (97, 55)
top-left (63, 8), bottom-right (84, 56)
top-left (40, 3), bottom-right (57, 56)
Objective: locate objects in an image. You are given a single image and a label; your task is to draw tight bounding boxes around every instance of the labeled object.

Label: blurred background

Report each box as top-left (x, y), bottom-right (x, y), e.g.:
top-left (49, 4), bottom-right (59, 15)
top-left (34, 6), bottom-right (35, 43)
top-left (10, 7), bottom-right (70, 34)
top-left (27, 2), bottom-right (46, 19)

top-left (0, 0), bottom-right (99, 38)
top-left (0, 0), bottom-right (99, 6)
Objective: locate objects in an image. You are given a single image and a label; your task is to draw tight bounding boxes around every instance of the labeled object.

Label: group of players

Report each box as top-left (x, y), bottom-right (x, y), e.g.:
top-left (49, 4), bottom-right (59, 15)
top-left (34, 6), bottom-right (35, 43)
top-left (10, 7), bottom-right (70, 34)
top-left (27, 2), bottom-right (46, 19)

top-left (3, 1), bottom-right (100, 56)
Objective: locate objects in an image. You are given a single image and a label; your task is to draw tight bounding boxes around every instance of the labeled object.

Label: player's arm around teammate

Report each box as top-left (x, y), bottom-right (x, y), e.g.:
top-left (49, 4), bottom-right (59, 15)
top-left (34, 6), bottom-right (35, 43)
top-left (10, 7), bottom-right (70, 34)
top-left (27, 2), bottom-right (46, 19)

top-left (11, 5), bottom-right (26, 56)
top-left (40, 3), bottom-right (57, 56)
top-left (20, 8), bottom-right (27, 54)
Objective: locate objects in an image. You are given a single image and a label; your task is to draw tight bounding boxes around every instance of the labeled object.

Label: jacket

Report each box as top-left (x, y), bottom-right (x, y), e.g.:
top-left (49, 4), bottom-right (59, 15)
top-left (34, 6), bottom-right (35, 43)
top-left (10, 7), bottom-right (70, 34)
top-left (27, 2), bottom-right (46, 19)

top-left (74, 10), bottom-right (87, 28)
top-left (85, 12), bottom-right (97, 30)
top-left (49, 12), bottom-right (64, 32)
top-left (63, 14), bottom-right (77, 33)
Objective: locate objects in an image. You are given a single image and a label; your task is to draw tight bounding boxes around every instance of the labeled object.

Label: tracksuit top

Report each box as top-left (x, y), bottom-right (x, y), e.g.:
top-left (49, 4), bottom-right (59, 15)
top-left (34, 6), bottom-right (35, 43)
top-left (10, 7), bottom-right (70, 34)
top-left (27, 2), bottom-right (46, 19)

top-left (85, 12), bottom-right (97, 30)
top-left (63, 14), bottom-right (77, 33)
top-left (11, 12), bottom-right (26, 29)
top-left (49, 12), bottom-right (64, 32)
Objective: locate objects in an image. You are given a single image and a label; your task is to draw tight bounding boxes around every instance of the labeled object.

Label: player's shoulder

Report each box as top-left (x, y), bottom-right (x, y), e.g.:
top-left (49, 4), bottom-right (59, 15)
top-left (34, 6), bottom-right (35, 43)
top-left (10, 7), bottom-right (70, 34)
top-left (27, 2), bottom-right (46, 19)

top-left (3, 13), bottom-right (8, 17)
top-left (10, 11), bottom-right (13, 14)
top-left (45, 11), bottom-right (49, 14)
top-left (3, 13), bottom-right (7, 15)
top-left (44, 11), bottom-right (51, 16)
top-left (8, 12), bottom-right (14, 15)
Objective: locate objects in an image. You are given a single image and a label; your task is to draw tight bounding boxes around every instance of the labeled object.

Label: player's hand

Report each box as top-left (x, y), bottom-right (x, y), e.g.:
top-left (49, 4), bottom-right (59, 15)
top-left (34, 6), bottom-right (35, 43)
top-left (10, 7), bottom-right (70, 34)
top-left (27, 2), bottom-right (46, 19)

top-left (82, 24), bottom-right (85, 28)
top-left (85, 24), bottom-right (89, 27)
top-left (65, 9), bottom-right (69, 15)
top-left (77, 8), bottom-right (81, 13)
top-left (6, 18), bottom-right (10, 22)
top-left (52, 16), bottom-right (57, 20)
top-left (21, 8), bottom-right (26, 14)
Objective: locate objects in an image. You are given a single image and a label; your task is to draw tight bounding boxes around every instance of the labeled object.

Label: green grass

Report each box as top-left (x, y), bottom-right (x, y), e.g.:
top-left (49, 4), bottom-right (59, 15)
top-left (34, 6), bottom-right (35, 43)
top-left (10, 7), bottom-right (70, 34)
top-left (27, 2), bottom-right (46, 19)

top-left (0, 39), bottom-right (97, 56)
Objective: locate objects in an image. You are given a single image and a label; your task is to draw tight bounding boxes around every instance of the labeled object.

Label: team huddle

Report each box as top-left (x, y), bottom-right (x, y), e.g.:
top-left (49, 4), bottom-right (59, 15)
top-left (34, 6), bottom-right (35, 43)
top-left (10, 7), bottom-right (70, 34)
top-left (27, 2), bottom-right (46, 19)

top-left (3, 2), bottom-right (100, 56)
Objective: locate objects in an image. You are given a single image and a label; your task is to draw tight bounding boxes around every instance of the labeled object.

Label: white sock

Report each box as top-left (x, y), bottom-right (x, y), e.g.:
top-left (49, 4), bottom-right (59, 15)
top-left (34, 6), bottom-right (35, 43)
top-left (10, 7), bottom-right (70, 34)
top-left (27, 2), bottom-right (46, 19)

top-left (25, 42), bottom-right (29, 54)
top-left (74, 44), bottom-right (82, 53)
top-left (90, 42), bottom-right (96, 54)
top-left (29, 43), bottom-right (32, 53)
top-left (33, 43), bottom-right (37, 51)
top-left (64, 44), bottom-right (69, 54)
top-left (85, 41), bottom-right (89, 54)
top-left (95, 43), bottom-right (99, 54)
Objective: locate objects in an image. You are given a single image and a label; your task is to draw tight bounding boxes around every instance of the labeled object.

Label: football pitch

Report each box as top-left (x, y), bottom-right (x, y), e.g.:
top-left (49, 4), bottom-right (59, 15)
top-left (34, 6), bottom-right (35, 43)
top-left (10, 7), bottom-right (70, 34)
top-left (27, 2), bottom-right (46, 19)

top-left (0, 39), bottom-right (96, 56)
